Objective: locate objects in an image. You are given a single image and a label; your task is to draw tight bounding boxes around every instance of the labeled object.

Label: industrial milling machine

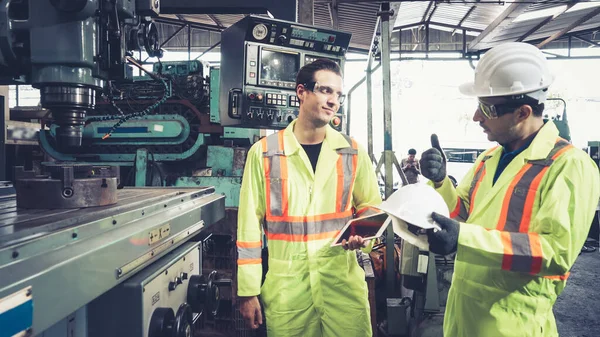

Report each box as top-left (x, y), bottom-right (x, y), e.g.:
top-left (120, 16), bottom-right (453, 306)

top-left (0, 1), bottom-right (353, 337)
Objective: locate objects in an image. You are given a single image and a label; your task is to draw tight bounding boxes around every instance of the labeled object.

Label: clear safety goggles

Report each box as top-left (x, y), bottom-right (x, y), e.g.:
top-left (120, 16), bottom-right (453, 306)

top-left (304, 82), bottom-right (346, 105)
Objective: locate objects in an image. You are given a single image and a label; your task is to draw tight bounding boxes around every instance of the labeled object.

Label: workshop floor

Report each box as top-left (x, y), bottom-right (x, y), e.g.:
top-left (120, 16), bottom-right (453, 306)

top-left (555, 244), bottom-right (600, 337)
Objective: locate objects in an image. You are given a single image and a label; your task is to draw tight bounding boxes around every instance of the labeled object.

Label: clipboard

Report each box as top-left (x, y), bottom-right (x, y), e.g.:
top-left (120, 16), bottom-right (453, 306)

top-left (330, 212), bottom-right (391, 247)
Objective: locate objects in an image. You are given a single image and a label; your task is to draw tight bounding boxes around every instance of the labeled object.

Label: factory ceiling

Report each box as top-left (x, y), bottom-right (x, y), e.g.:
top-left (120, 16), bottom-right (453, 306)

top-left (154, 1), bottom-right (600, 55)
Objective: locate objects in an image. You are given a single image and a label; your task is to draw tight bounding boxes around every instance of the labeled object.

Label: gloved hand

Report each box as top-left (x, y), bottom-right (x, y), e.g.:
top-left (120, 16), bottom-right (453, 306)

top-left (427, 212), bottom-right (459, 255)
top-left (419, 134), bottom-right (446, 183)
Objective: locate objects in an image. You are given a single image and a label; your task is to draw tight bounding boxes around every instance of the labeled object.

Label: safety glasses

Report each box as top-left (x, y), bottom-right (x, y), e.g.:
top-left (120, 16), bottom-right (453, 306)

top-left (477, 100), bottom-right (522, 119)
top-left (303, 82), bottom-right (346, 105)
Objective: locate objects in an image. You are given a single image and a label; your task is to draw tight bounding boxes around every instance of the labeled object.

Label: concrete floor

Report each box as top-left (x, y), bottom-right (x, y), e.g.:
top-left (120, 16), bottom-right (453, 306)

top-left (554, 249), bottom-right (600, 337)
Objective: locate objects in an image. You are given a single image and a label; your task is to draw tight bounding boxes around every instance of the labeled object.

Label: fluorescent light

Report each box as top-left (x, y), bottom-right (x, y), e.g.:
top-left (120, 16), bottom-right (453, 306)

top-left (513, 5), bottom-right (568, 23)
top-left (566, 1), bottom-right (600, 13)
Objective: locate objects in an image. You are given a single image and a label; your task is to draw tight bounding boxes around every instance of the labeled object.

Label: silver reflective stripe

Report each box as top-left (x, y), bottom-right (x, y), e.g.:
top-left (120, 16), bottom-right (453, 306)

top-left (265, 217), bottom-right (350, 236)
top-left (264, 133), bottom-right (284, 217)
top-left (502, 140), bottom-right (571, 232)
top-left (337, 134), bottom-right (357, 212)
top-left (508, 232), bottom-right (533, 273)
top-left (455, 201), bottom-right (469, 222)
top-left (504, 166), bottom-right (545, 232)
top-left (238, 247), bottom-right (262, 260)
top-left (468, 155), bottom-right (492, 205)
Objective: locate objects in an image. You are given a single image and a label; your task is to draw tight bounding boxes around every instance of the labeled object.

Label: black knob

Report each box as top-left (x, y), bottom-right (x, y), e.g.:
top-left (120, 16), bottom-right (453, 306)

top-left (287, 115), bottom-right (294, 123)
top-left (187, 271), bottom-right (225, 317)
top-left (174, 303), bottom-right (194, 337)
top-left (168, 277), bottom-right (181, 291)
top-left (149, 307), bottom-right (175, 337)
top-left (277, 35), bottom-right (287, 44)
top-left (180, 272), bottom-right (188, 281)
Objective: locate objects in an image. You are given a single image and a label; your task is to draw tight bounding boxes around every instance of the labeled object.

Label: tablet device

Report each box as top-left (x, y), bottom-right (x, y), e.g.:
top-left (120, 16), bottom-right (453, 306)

top-left (331, 212), bottom-right (391, 247)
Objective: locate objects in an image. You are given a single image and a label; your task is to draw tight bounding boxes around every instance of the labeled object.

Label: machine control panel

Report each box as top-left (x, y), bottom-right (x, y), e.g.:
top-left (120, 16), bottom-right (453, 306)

top-left (88, 242), bottom-right (229, 337)
top-left (220, 15), bottom-right (351, 131)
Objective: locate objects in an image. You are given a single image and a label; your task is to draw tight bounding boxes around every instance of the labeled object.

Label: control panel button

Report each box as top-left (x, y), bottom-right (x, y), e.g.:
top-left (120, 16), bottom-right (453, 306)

top-left (331, 116), bottom-right (341, 127)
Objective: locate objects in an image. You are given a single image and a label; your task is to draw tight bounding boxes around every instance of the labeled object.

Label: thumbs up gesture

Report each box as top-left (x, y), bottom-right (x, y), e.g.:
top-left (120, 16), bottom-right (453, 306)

top-left (419, 134), bottom-right (447, 183)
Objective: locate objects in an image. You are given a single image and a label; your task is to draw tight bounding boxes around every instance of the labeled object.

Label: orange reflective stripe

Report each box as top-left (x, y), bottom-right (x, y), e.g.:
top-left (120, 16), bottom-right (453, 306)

top-left (355, 207), bottom-right (380, 217)
top-left (468, 147), bottom-right (497, 214)
top-left (266, 230), bottom-right (340, 242)
top-left (266, 210), bottom-right (353, 223)
top-left (336, 155), bottom-right (344, 212)
top-left (450, 197), bottom-right (462, 218)
top-left (544, 272), bottom-right (570, 281)
top-left (501, 232), bottom-right (544, 274)
top-left (496, 164), bottom-right (532, 231)
top-left (529, 233), bottom-right (543, 274)
top-left (501, 231), bottom-right (513, 271)
top-left (236, 241), bottom-right (262, 248)
top-left (237, 258), bottom-right (262, 265)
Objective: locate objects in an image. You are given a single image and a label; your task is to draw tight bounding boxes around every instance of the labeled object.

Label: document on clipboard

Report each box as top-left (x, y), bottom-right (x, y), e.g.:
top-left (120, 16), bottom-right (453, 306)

top-left (330, 212), bottom-right (390, 247)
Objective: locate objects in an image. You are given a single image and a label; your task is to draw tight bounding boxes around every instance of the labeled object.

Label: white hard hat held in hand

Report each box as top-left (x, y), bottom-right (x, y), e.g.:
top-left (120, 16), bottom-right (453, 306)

top-left (376, 184), bottom-right (448, 251)
top-left (459, 42), bottom-right (554, 103)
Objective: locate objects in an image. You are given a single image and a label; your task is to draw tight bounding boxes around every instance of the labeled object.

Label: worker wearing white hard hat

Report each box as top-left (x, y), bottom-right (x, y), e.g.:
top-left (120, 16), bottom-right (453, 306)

top-left (418, 42), bottom-right (600, 337)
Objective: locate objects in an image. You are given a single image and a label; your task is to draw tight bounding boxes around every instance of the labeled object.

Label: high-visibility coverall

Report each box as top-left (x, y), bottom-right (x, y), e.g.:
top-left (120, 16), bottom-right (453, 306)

top-left (432, 121), bottom-right (600, 337)
top-left (237, 120), bottom-right (382, 337)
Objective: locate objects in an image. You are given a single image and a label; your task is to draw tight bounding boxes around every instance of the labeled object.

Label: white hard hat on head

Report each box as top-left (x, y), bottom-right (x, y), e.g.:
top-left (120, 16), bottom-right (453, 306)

top-left (459, 42), bottom-right (554, 103)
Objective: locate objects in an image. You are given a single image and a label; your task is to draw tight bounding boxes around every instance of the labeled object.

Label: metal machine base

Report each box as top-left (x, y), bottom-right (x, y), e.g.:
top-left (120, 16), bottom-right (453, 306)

top-left (0, 187), bottom-right (224, 335)
top-left (13, 164), bottom-right (119, 209)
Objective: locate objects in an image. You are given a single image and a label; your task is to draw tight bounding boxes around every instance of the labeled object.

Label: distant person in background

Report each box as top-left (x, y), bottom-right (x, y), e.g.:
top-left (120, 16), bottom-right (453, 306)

top-left (401, 148), bottom-right (421, 184)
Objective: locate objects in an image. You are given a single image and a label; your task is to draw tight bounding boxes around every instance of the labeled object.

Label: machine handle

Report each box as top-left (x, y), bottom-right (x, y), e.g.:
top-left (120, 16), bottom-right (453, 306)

top-left (228, 88), bottom-right (243, 119)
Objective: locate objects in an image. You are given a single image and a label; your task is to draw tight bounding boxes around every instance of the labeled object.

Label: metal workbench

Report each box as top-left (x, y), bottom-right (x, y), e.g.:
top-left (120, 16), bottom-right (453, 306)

top-left (0, 187), bottom-right (225, 335)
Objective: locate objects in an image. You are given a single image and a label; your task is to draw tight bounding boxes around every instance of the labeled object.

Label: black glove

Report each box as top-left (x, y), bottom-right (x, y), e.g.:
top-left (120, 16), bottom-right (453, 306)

top-left (419, 134), bottom-right (446, 183)
top-left (427, 212), bottom-right (459, 255)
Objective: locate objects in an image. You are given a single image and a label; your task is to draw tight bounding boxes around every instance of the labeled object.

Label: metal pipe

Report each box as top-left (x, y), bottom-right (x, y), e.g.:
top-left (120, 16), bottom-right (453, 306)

top-left (380, 4), bottom-right (394, 199)
top-left (380, 3), bottom-right (397, 302)
top-left (366, 58), bottom-right (375, 162)
top-left (346, 63), bottom-right (381, 135)
top-left (188, 24), bottom-right (191, 61)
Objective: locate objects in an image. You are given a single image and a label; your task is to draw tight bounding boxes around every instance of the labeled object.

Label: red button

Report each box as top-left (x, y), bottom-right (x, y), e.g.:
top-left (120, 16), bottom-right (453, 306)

top-left (332, 117), bottom-right (341, 126)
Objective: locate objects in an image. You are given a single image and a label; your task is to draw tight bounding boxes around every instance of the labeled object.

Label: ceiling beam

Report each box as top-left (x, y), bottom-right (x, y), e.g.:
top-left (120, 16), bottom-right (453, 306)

top-left (328, 0), bottom-right (339, 29)
top-left (573, 34), bottom-right (600, 47)
top-left (155, 17), bottom-right (224, 32)
top-left (452, 5), bottom-right (476, 35)
top-left (421, 1), bottom-right (435, 24)
top-left (468, 0), bottom-right (531, 51)
top-left (537, 6), bottom-right (600, 48)
top-left (207, 14), bottom-right (224, 28)
top-left (517, 2), bottom-right (578, 42)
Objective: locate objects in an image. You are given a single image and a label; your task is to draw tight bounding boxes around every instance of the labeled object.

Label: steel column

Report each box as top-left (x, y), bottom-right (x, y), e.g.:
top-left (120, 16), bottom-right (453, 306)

top-left (366, 57), bottom-right (375, 163)
top-left (188, 24), bottom-right (191, 61)
top-left (298, 0), bottom-right (315, 25)
top-left (0, 89), bottom-right (5, 181)
top-left (135, 148), bottom-right (148, 187)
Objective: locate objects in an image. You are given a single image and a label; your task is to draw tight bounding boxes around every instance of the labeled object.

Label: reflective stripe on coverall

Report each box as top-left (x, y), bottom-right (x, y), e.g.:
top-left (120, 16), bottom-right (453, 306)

top-left (432, 122), bottom-right (600, 337)
top-left (237, 120), bottom-right (382, 337)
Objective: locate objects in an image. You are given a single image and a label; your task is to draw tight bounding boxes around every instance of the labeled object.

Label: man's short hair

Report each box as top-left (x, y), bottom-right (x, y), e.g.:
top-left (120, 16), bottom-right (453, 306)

top-left (296, 59), bottom-right (343, 88)
top-left (408, 149), bottom-right (417, 155)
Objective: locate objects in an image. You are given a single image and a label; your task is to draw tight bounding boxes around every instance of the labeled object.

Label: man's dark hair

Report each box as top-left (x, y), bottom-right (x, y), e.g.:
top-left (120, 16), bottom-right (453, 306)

top-left (296, 59), bottom-right (343, 88)
top-left (501, 94), bottom-right (545, 117)
top-left (408, 149), bottom-right (417, 155)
